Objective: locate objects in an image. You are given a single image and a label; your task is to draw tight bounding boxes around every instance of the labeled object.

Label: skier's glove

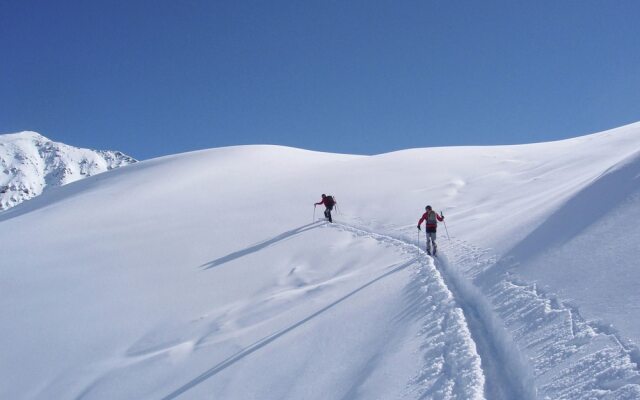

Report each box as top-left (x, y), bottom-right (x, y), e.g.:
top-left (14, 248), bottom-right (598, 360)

top-left (417, 226), bottom-right (421, 231)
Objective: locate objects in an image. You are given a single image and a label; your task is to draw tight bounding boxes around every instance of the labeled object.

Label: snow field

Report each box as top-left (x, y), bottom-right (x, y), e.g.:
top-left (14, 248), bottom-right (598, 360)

top-left (2, 122), bottom-right (640, 399)
top-left (73, 222), bottom-right (484, 400)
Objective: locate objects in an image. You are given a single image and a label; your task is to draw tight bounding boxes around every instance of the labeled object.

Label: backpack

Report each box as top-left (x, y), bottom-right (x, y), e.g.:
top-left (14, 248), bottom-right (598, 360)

top-left (325, 195), bottom-right (335, 207)
top-left (426, 210), bottom-right (437, 224)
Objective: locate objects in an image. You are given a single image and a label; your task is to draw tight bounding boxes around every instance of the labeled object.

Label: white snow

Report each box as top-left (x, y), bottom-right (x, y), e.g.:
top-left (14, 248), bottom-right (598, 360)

top-left (1, 123), bottom-right (639, 399)
top-left (0, 131), bottom-right (136, 211)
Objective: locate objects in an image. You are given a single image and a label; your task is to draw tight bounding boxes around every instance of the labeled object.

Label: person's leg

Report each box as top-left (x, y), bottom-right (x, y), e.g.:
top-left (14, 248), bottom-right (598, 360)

top-left (427, 232), bottom-right (437, 254)
top-left (324, 206), bottom-right (333, 222)
top-left (432, 231), bottom-right (437, 254)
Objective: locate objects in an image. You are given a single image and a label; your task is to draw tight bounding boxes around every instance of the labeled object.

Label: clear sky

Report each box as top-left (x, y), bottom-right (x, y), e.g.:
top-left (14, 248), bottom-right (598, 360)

top-left (2, 1), bottom-right (639, 160)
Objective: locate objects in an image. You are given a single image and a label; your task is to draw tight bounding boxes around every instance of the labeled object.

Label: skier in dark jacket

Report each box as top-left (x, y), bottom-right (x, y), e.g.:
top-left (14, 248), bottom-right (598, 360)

top-left (315, 194), bottom-right (336, 223)
top-left (417, 205), bottom-right (444, 255)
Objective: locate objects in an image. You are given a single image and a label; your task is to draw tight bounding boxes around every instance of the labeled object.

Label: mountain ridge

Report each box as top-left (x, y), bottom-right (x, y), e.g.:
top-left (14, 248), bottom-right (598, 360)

top-left (0, 131), bottom-right (136, 211)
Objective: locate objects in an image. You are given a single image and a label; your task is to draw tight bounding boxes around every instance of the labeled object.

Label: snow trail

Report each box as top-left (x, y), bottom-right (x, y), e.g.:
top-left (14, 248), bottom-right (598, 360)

top-left (432, 253), bottom-right (536, 399)
top-left (156, 220), bottom-right (486, 400)
top-left (335, 216), bottom-right (640, 399)
top-left (446, 238), bottom-right (640, 399)
top-left (331, 222), bottom-right (534, 400)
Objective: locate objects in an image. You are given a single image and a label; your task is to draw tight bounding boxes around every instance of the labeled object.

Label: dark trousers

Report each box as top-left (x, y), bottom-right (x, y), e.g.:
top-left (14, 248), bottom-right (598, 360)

top-left (324, 206), bottom-right (333, 221)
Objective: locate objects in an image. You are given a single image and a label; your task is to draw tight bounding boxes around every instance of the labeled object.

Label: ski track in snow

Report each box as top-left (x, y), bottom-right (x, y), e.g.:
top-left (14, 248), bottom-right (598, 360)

top-left (155, 219), bottom-right (487, 400)
top-left (444, 238), bottom-right (640, 400)
top-left (332, 219), bottom-right (640, 399)
top-left (70, 218), bottom-right (640, 400)
top-left (331, 222), bottom-right (532, 400)
top-left (5, 126), bottom-right (640, 400)
top-left (329, 222), bottom-right (487, 400)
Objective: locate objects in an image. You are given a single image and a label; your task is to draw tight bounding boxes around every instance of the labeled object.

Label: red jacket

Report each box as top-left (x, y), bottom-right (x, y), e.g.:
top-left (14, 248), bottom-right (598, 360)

top-left (418, 210), bottom-right (443, 230)
top-left (315, 196), bottom-right (335, 207)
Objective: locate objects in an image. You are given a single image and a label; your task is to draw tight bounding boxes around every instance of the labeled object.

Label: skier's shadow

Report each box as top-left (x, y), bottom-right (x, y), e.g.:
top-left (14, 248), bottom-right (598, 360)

top-left (201, 221), bottom-right (322, 270)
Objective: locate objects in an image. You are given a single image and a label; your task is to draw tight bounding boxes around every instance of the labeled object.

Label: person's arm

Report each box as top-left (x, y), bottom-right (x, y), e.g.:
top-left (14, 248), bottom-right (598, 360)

top-left (437, 213), bottom-right (444, 222)
top-left (417, 213), bottom-right (426, 229)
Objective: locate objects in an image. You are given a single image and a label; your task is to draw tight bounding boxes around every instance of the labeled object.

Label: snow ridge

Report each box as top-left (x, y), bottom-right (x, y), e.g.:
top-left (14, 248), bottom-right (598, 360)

top-left (0, 131), bottom-right (136, 210)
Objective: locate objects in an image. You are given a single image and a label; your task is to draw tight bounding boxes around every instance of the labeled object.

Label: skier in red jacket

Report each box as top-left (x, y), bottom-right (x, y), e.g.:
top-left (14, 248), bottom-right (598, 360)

top-left (315, 194), bottom-right (336, 223)
top-left (417, 205), bottom-right (444, 255)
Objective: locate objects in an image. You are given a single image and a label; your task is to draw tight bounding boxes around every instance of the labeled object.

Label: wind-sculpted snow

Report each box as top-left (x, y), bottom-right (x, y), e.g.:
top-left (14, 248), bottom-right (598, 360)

top-left (444, 239), bottom-right (640, 399)
top-left (491, 279), bottom-right (640, 399)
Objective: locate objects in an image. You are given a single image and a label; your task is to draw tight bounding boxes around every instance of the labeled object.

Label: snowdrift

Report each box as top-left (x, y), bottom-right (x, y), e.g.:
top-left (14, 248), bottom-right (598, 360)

top-left (1, 123), bottom-right (639, 399)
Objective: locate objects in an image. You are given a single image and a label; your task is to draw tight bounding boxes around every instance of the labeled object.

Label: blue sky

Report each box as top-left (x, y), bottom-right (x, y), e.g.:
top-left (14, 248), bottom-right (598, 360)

top-left (2, 1), bottom-right (639, 160)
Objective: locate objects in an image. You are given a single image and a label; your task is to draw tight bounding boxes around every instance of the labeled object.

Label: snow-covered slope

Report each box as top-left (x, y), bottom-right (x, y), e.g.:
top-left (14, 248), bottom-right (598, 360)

top-left (0, 131), bottom-right (136, 211)
top-left (1, 123), bottom-right (639, 399)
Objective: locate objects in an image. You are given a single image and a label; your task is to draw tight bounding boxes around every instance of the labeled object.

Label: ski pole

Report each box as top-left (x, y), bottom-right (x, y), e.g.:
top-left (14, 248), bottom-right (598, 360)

top-left (441, 211), bottom-right (451, 240)
top-left (313, 205), bottom-right (316, 222)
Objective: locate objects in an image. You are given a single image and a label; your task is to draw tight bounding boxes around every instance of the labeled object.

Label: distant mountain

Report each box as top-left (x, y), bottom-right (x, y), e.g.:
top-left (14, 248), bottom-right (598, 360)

top-left (0, 131), bottom-right (136, 210)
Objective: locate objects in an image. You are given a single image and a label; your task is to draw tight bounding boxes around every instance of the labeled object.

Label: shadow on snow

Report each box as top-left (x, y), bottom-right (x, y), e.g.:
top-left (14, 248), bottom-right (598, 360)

top-left (200, 221), bottom-right (322, 270)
